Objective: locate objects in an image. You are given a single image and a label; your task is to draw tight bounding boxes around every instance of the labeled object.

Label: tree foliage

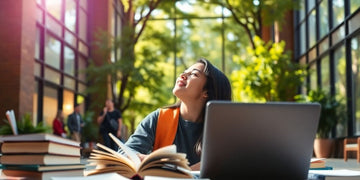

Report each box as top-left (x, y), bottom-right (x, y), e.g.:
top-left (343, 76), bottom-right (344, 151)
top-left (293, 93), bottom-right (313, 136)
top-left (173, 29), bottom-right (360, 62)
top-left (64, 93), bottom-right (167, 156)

top-left (203, 0), bottom-right (299, 49)
top-left (231, 36), bottom-right (307, 102)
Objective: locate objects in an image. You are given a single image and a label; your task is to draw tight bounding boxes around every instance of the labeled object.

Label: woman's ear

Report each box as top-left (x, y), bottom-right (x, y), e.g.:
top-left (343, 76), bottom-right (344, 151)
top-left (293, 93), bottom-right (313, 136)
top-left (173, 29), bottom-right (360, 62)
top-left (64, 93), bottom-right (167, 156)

top-left (202, 91), bottom-right (208, 99)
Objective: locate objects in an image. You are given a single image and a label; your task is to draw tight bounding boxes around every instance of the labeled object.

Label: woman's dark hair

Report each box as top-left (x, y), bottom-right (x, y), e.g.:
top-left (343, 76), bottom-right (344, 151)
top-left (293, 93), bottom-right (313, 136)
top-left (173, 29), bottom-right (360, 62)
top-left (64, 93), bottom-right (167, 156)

top-left (194, 58), bottom-right (232, 155)
top-left (165, 58), bottom-right (232, 156)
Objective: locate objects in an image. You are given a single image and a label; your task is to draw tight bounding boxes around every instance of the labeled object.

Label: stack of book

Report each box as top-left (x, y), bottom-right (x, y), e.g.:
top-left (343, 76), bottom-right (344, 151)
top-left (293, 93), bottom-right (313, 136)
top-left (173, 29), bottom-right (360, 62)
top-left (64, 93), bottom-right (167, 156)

top-left (0, 133), bottom-right (85, 179)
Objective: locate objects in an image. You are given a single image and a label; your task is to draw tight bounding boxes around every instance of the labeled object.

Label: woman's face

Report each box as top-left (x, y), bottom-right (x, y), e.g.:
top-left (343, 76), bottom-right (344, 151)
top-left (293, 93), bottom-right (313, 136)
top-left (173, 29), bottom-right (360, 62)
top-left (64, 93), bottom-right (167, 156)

top-left (172, 62), bottom-right (208, 101)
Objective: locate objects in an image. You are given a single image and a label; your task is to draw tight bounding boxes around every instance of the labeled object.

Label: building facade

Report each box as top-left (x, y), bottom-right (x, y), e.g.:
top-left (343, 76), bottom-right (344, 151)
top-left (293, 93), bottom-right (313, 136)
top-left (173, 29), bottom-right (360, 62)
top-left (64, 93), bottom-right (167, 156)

top-left (294, 0), bottom-right (360, 137)
top-left (0, 0), bottom-right (118, 127)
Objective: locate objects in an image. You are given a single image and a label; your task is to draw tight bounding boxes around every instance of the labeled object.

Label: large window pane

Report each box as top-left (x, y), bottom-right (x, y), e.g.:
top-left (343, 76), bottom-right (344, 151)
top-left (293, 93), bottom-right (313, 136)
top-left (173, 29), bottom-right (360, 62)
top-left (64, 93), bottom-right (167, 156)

top-left (332, 0), bottom-right (345, 28)
top-left (349, 11), bottom-right (360, 34)
top-left (45, 34), bottom-right (61, 69)
top-left (44, 67), bottom-right (61, 84)
top-left (78, 56), bottom-right (87, 82)
top-left (331, 25), bottom-right (345, 45)
top-left (319, 37), bottom-right (329, 55)
top-left (300, 22), bottom-right (306, 55)
top-left (321, 55), bottom-right (330, 93)
top-left (309, 62), bottom-right (317, 90)
top-left (334, 45), bottom-right (347, 137)
top-left (43, 86), bottom-right (58, 127)
top-left (78, 10), bottom-right (87, 41)
top-left (352, 35), bottom-right (360, 135)
top-left (63, 89), bottom-right (74, 119)
top-left (64, 76), bottom-right (75, 90)
top-left (351, 0), bottom-right (360, 13)
top-left (45, 0), bottom-right (62, 20)
top-left (64, 46), bottom-right (75, 76)
top-left (308, 10), bottom-right (316, 48)
top-left (319, 0), bottom-right (329, 38)
top-left (35, 27), bottom-right (41, 60)
top-left (33, 81), bottom-right (39, 124)
top-left (46, 15), bottom-right (62, 37)
top-left (307, 0), bottom-right (315, 12)
top-left (299, 0), bottom-right (305, 21)
top-left (65, 0), bottom-right (76, 32)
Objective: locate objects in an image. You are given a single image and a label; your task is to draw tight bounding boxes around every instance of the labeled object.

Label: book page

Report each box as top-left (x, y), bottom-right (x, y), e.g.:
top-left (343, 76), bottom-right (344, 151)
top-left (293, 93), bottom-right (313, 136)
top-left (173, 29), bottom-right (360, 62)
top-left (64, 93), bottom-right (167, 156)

top-left (6, 110), bottom-right (18, 135)
top-left (108, 133), bottom-right (141, 168)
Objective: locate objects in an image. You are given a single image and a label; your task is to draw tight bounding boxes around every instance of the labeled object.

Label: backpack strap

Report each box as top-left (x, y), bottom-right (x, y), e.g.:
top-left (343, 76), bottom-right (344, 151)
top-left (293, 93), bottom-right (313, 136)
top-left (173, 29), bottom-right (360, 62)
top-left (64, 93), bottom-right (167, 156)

top-left (153, 107), bottom-right (180, 151)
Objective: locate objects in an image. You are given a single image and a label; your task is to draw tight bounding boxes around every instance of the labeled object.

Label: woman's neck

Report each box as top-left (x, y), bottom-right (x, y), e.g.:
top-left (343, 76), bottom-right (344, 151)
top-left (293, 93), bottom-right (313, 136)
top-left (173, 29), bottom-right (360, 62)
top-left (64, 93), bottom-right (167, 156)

top-left (179, 101), bottom-right (204, 123)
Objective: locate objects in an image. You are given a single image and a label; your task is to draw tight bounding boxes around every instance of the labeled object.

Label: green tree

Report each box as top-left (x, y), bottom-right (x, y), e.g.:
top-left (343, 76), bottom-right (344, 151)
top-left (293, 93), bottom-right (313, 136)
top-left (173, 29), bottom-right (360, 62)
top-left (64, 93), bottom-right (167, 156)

top-left (203, 0), bottom-right (299, 49)
top-left (231, 36), bottom-right (306, 102)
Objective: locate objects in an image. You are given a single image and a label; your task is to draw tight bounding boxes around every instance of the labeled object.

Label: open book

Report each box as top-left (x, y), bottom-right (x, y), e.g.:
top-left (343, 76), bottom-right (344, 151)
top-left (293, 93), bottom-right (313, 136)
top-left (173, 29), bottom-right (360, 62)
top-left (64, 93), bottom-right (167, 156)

top-left (85, 133), bottom-right (192, 179)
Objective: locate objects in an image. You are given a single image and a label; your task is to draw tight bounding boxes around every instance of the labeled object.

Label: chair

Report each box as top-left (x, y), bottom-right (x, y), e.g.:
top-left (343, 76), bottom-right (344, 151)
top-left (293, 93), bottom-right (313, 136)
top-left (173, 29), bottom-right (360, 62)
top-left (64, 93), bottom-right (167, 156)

top-left (343, 137), bottom-right (360, 162)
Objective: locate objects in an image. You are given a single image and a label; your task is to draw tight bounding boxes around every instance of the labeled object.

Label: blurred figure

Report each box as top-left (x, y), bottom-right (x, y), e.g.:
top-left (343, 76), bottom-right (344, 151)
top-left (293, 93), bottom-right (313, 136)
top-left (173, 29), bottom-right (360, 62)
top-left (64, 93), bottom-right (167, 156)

top-left (67, 104), bottom-right (84, 142)
top-left (53, 110), bottom-right (67, 138)
top-left (97, 99), bottom-right (123, 151)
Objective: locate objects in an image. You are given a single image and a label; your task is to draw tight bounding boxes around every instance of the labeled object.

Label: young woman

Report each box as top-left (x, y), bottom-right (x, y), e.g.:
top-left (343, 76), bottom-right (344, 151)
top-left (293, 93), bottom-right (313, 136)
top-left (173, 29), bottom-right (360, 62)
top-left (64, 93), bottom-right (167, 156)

top-left (53, 110), bottom-right (67, 138)
top-left (124, 58), bottom-right (232, 170)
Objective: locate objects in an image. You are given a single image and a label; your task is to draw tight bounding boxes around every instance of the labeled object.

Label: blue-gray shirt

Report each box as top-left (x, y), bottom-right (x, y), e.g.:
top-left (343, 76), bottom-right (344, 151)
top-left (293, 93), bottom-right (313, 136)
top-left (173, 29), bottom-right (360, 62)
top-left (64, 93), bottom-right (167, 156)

top-left (125, 109), bottom-right (203, 165)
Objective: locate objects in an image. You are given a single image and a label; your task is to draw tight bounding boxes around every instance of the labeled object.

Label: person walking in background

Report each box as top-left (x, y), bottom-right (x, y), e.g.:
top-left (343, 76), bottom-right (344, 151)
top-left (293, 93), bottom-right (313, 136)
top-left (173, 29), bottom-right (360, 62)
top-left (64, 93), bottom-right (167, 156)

top-left (67, 104), bottom-right (84, 142)
top-left (97, 99), bottom-right (123, 151)
top-left (53, 110), bottom-right (67, 138)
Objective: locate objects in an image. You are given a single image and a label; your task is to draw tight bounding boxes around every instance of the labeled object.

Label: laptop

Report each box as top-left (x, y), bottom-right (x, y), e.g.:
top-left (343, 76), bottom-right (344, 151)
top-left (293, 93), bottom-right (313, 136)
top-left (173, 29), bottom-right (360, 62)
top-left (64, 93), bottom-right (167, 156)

top-left (200, 101), bottom-right (321, 179)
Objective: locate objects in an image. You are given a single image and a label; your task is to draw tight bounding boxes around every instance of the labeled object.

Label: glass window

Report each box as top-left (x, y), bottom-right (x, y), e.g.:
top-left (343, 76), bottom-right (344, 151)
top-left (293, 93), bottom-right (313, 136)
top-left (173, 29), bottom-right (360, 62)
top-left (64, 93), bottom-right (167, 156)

top-left (45, 34), bottom-right (61, 69)
top-left (309, 48), bottom-right (316, 62)
top-left (78, 10), bottom-right (87, 41)
top-left (46, 14), bottom-right (62, 37)
top-left (351, 0), bottom-right (360, 13)
top-left (34, 62), bottom-right (41, 77)
top-left (65, 30), bottom-right (76, 47)
top-left (78, 83), bottom-right (86, 94)
top-left (78, 56), bottom-right (87, 82)
top-left (36, 7), bottom-right (43, 23)
top-left (65, 0), bottom-right (76, 32)
top-left (44, 67), bottom-right (61, 84)
top-left (299, 56), bottom-right (307, 93)
top-left (35, 27), bottom-right (41, 60)
top-left (309, 62), bottom-right (317, 90)
top-left (334, 45), bottom-right (347, 137)
top-left (46, 0), bottom-right (62, 20)
top-left (307, 0), bottom-right (315, 12)
top-left (64, 76), bottom-right (75, 90)
top-left (79, 0), bottom-right (87, 10)
top-left (349, 11), bottom-right (360, 34)
top-left (299, 22), bottom-right (306, 55)
top-left (308, 10), bottom-right (316, 48)
top-left (63, 89), bottom-right (74, 119)
top-left (320, 56), bottom-right (330, 93)
top-left (332, 0), bottom-right (345, 28)
top-left (319, 37), bottom-right (329, 55)
top-left (331, 25), bottom-right (345, 45)
top-left (352, 35), bottom-right (360, 135)
top-left (64, 46), bottom-right (75, 76)
top-left (33, 81), bottom-right (38, 124)
top-left (319, 0), bottom-right (329, 38)
top-left (43, 86), bottom-right (58, 126)
top-left (299, 0), bottom-right (305, 21)
top-left (79, 41), bottom-right (88, 56)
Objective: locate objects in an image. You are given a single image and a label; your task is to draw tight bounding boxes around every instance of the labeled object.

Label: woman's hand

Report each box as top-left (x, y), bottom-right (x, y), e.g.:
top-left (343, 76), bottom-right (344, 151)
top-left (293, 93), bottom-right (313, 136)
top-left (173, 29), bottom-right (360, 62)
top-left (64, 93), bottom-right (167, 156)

top-left (137, 153), bottom-right (148, 162)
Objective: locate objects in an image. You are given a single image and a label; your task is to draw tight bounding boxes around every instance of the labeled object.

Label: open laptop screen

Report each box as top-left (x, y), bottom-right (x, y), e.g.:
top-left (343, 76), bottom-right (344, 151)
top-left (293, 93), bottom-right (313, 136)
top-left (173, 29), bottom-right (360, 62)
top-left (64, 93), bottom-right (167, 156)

top-left (200, 101), bottom-right (320, 179)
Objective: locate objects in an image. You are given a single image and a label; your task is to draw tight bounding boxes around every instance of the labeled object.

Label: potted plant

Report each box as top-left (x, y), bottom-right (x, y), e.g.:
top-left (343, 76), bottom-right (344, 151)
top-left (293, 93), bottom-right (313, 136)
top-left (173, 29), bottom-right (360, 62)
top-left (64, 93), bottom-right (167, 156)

top-left (296, 89), bottom-right (346, 158)
top-left (0, 113), bottom-right (51, 135)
